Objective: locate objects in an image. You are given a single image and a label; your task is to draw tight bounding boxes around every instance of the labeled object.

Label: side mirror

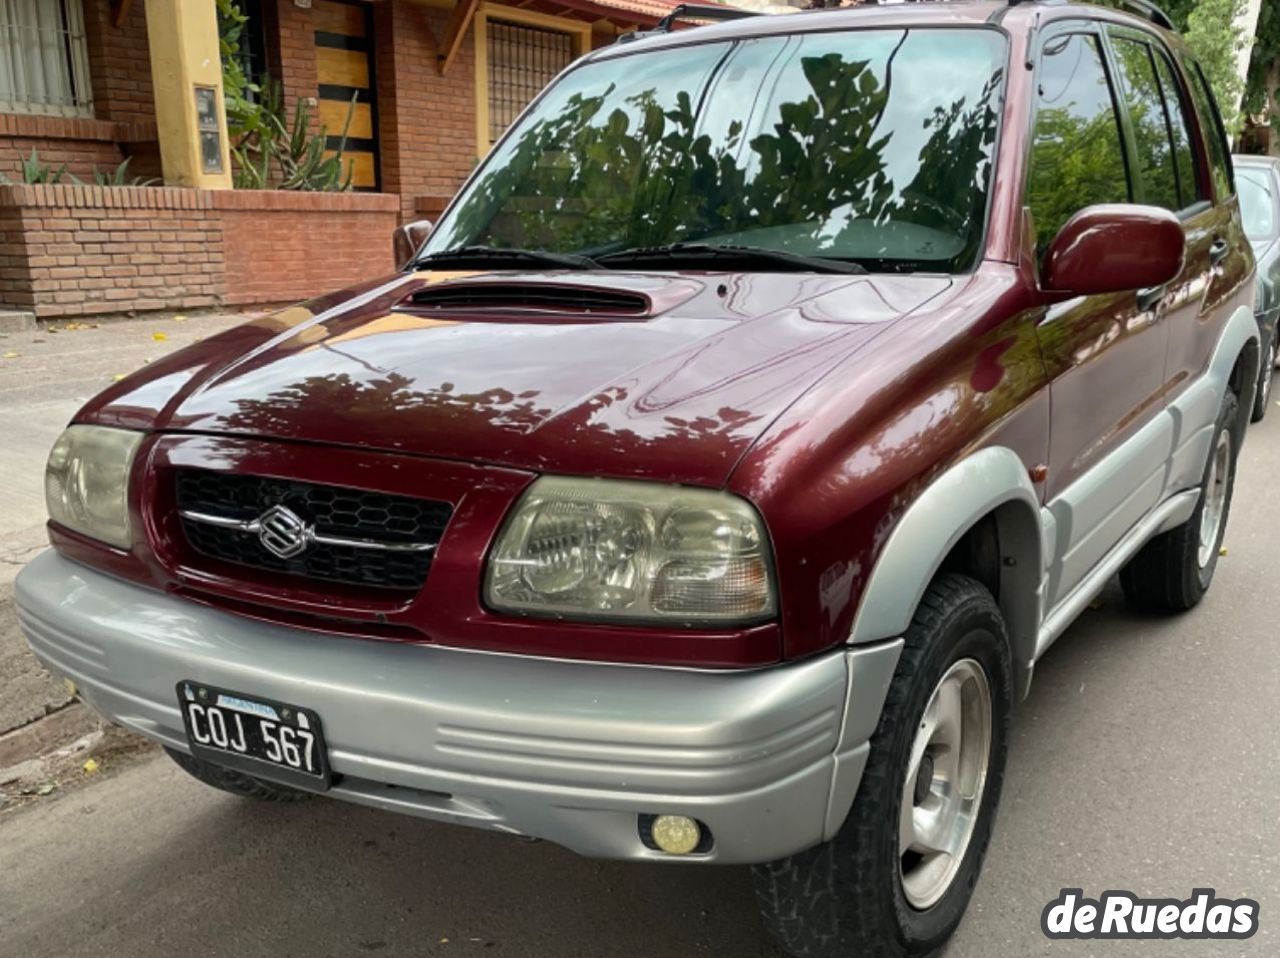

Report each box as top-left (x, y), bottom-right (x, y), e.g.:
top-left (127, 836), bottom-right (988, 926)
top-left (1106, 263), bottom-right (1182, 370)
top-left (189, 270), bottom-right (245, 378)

top-left (1041, 204), bottom-right (1185, 297)
top-left (393, 219), bottom-right (434, 270)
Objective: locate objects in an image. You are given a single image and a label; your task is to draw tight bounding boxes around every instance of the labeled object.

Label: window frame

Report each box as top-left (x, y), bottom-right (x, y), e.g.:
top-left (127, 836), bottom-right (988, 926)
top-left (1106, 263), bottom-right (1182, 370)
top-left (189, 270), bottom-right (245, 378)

top-left (1022, 20), bottom-right (1134, 263)
top-left (1179, 54), bottom-right (1237, 204)
top-left (473, 4), bottom-right (591, 157)
top-left (0, 0), bottom-right (94, 119)
top-left (1101, 24), bottom-right (1209, 219)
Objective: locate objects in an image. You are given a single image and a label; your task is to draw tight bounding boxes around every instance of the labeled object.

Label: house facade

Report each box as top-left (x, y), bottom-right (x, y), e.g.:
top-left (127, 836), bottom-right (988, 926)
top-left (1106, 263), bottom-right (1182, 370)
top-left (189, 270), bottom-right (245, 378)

top-left (0, 0), bottom-right (685, 318)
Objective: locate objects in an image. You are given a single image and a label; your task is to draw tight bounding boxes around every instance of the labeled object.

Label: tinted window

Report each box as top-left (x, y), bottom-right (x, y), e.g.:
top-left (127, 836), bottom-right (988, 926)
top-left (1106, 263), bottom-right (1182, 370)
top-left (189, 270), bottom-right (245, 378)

top-left (1111, 37), bottom-right (1180, 211)
top-left (1149, 46), bottom-right (1203, 209)
top-left (1237, 168), bottom-right (1277, 240)
top-left (427, 29), bottom-right (1008, 273)
top-left (1183, 57), bottom-right (1235, 199)
top-left (1027, 33), bottom-right (1130, 257)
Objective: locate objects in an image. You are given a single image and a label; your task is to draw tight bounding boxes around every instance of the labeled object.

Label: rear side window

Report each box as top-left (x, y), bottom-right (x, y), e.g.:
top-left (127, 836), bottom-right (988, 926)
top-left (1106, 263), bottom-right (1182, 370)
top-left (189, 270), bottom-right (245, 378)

top-left (1111, 37), bottom-right (1180, 211)
top-left (1149, 46), bottom-right (1204, 210)
top-left (1182, 57), bottom-right (1235, 200)
top-left (1027, 32), bottom-right (1130, 256)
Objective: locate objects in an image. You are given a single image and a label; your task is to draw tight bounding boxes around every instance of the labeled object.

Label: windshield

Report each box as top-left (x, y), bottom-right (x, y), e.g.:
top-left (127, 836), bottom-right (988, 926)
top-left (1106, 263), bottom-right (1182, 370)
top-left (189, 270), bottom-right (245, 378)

top-left (423, 28), bottom-right (1008, 273)
top-left (1237, 167), bottom-right (1277, 241)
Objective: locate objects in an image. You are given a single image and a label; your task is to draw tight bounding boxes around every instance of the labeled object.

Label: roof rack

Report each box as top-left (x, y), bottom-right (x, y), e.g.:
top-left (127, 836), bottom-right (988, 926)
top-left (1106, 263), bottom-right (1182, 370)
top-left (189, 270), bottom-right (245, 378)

top-left (616, 3), bottom-right (760, 43)
top-left (1112, 0), bottom-right (1174, 30)
top-left (1009, 0), bottom-right (1174, 30)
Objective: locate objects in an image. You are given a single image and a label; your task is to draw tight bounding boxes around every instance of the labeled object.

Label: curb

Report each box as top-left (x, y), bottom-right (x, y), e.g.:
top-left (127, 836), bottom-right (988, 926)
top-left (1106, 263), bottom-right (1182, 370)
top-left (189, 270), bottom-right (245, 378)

top-left (0, 310), bottom-right (36, 334)
top-left (0, 703), bottom-right (102, 772)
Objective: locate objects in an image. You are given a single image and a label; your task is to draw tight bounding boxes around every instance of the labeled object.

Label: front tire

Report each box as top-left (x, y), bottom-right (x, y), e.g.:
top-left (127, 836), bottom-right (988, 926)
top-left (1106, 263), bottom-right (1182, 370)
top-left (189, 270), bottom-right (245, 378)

top-left (1120, 390), bottom-right (1239, 611)
top-left (753, 575), bottom-right (1012, 958)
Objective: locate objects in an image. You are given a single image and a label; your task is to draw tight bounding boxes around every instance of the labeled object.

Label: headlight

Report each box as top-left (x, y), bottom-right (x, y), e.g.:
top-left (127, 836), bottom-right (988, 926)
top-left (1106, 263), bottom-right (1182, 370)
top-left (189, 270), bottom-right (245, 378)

top-left (45, 425), bottom-right (143, 549)
top-left (485, 477), bottom-right (776, 625)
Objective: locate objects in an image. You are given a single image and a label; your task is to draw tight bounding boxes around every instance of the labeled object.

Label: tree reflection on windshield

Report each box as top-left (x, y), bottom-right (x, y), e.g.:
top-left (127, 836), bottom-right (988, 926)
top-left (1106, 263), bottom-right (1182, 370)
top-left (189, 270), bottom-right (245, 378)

top-left (426, 29), bottom-right (1007, 273)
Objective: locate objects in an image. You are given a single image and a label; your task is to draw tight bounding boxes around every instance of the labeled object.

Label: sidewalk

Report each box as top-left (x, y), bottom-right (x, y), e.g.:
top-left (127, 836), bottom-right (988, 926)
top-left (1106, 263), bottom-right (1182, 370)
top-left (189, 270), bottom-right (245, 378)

top-left (0, 311), bottom-right (248, 765)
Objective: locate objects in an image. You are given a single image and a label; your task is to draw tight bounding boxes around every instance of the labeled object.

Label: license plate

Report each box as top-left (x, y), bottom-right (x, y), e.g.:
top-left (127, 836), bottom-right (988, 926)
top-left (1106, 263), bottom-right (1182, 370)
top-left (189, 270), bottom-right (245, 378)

top-left (177, 682), bottom-right (331, 789)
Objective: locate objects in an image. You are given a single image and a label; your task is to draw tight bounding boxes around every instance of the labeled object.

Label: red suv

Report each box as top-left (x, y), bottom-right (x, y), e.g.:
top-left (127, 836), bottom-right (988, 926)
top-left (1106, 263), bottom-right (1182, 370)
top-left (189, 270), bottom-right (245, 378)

top-left (17, 1), bottom-right (1256, 954)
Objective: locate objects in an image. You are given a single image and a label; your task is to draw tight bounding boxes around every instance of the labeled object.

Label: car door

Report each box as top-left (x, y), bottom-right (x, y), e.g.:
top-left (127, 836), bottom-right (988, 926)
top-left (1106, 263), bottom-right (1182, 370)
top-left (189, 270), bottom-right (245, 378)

top-left (1104, 29), bottom-right (1218, 496)
top-left (1160, 55), bottom-right (1254, 483)
top-left (1025, 24), bottom-right (1171, 610)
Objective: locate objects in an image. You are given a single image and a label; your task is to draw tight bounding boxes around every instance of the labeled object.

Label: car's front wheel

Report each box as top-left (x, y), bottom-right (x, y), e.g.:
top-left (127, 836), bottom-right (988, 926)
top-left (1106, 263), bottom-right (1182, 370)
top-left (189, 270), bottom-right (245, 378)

top-left (753, 574), bottom-right (1011, 958)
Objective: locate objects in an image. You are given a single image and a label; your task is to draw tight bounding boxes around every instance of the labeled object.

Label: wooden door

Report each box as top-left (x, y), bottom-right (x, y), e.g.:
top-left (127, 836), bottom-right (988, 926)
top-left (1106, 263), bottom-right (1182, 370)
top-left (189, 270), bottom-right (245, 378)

top-left (313, 0), bottom-right (379, 190)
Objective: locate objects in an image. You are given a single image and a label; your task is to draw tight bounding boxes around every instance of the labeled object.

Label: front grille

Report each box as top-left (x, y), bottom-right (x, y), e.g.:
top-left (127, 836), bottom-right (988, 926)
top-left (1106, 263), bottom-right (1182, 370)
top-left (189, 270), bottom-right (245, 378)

top-left (175, 470), bottom-right (452, 591)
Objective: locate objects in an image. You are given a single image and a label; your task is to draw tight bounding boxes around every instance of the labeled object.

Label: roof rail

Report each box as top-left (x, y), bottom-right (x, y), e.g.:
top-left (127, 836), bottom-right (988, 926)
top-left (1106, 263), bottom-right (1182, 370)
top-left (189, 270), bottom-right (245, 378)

top-left (616, 3), bottom-right (760, 43)
top-left (1009, 0), bottom-right (1175, 30)
top-left (1105, 0), bottom-right (1174, 29)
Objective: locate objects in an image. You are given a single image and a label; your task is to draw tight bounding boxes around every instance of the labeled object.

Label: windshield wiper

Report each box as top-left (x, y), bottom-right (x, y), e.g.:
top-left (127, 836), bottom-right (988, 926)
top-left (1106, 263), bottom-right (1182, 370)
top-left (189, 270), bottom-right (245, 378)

top-left (413, 245), bottom-right (601, 270)
top-left (596, 243), bottom-right (867, 274)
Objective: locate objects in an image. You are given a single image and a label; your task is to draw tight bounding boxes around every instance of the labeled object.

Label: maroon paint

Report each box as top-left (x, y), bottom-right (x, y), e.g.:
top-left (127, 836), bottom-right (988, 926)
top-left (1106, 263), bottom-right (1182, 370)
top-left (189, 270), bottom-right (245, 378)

top-left (1041, 205), bottom-right (1186, 296)
top-left (55, 2), bottom-right (1254, 667)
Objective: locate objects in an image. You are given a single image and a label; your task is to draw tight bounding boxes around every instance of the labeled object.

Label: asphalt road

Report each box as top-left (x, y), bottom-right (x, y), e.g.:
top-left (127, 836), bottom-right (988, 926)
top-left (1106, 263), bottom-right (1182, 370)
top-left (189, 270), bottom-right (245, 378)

top-left (3, 386), bottom-right (1280, 957)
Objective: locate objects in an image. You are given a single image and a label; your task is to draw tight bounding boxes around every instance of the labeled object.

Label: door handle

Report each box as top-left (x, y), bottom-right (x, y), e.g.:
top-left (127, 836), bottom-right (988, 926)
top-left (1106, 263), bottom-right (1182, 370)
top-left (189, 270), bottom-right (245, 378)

top-left (1209, 238), bottom-right (1229, 267)
top-left (1137, 285), bottom-right (1166, 312)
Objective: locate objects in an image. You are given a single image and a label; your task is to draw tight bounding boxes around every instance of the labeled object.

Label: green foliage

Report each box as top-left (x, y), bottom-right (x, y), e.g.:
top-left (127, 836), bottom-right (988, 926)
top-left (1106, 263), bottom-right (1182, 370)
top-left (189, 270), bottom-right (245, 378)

top-left (217, 0), bottom-right (354, 190)
top-left (1183, 0), bottom-right (1248, 133)
top-left (217, 0), bottom-right (261, 145)
top-left (228, 78), bottom-right (355, 191)
top-left (0, 149), bottom-right (71, 185)
top-left (1097, 0), bottom-right (1247, 133)
top-left (89, 157), bottom-right (158, 187)
top-left (0, 151), bottom-right (156, 187)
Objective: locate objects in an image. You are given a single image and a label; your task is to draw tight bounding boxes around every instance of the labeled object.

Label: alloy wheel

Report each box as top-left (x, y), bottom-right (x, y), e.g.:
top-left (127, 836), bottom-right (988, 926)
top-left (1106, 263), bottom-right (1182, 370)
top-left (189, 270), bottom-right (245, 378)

top-left (1197, 427), bottom-right (1232, 569)
top-left (899, 656), bottom-right (992, 910)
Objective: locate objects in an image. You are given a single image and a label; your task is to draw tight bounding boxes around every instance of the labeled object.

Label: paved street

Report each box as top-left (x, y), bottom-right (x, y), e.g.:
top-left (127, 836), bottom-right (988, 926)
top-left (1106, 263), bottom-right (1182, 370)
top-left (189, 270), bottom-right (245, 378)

top-left (2, 327), bottom-right (1279, 956)
top-left (0, 314), bottom-right (246, 737)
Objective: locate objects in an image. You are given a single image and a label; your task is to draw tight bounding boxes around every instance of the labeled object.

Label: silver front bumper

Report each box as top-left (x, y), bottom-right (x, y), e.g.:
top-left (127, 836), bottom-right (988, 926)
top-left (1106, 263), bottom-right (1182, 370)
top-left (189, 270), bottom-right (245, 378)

top-left (15, 550), bottom-right (901, 864)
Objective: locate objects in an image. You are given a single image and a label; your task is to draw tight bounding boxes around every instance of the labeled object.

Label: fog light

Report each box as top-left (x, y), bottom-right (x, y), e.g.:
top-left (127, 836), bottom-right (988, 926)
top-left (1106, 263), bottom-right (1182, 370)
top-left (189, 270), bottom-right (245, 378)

top-left (650, 814), bottom-right (702, 855)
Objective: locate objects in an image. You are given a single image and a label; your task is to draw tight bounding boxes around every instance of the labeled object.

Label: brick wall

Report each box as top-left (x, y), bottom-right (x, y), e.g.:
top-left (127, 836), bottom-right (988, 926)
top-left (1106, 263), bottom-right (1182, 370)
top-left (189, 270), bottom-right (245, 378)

top-left (0, 115), bottom-right (159, 185)
top-left (216, 191), bottom-right (398, 305)
top-left (81, 0), bottom-right (155, 125)
top-left (0, 1), bottom-right (159, 183)
top-left (270, 0), bottom-right (321, 136)
top-left (0, 185), bottom-right (397, 318)
top-left (375, 2), bottom-right (479, 223)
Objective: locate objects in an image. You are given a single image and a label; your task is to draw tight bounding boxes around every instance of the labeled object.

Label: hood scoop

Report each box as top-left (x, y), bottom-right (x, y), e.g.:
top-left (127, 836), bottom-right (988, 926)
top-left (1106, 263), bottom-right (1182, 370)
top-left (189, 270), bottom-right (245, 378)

top-left (404, 281), bottom-right (652, 320)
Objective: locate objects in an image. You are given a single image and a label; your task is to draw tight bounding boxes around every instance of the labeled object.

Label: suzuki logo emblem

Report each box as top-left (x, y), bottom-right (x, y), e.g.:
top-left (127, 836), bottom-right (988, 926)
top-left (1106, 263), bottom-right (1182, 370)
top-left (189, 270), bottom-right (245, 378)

top-left (257, 504), bottom-right (310, 559)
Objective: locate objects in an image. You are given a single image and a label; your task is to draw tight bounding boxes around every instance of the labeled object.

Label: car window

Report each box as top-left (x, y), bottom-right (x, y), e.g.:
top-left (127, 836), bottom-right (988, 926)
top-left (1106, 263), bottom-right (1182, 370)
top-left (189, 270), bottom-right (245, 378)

top-left (1110, 37), bottom-right (1180, 211)
top-left (1149, 45), bottom-right (1204, 210)
top-left (1027, 32), bottom-right (1130, 258)
top-left (426, 28), bottom-right (1009, 273)
top-left (1181, 56), bottom-right (1235, 200)
top-left (1237, 168), bottom-right (1277, 240)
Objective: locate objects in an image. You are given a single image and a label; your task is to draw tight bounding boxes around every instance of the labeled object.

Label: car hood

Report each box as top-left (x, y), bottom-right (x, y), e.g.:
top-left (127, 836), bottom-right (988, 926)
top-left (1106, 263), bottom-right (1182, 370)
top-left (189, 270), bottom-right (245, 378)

top-left (80, 269), bottom-right (952, 486)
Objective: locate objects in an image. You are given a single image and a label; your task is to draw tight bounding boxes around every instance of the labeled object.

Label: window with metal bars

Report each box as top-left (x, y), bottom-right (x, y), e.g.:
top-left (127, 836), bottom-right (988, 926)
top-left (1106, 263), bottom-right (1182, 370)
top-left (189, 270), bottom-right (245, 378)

top-left (0, 0), bottom-right (93, 117)
top-left (487, 19), bottom-right (574, 144)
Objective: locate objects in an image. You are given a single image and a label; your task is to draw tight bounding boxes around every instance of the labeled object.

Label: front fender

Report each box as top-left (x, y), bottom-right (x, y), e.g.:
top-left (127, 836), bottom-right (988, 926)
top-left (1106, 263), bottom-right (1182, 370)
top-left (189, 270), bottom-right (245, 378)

top-left (848, 446), bottom-right (1044, 679)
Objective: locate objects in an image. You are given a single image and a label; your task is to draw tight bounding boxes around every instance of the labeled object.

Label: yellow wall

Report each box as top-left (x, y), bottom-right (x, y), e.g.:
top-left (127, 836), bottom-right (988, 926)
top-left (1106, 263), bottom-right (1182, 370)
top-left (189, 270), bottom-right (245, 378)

top-left (145, 0), bottom-right (233, 189)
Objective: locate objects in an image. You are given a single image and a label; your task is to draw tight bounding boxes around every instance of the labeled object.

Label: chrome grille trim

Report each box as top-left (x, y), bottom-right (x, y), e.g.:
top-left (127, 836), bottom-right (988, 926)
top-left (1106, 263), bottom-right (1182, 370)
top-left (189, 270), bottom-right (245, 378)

top-left (178, 509), bottom-right (438, 554)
